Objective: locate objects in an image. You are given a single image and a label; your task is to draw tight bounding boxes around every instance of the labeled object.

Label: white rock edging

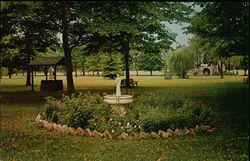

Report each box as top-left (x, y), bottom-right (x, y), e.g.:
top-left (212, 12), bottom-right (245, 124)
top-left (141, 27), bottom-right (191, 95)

top-left (35, 114), bottom-right (214, 140)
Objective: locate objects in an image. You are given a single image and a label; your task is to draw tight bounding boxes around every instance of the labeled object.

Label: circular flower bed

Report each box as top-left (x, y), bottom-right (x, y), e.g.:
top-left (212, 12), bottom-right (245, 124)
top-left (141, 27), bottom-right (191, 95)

top-left (35, 114), bottom-right (216, 139)
top-left (36, 92), bottom-right (218, 139)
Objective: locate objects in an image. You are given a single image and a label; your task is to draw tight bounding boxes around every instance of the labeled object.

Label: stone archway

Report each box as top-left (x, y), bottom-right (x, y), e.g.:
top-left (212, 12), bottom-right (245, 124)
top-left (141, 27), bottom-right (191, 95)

top-left (203, 68), bottom-right (210, 76)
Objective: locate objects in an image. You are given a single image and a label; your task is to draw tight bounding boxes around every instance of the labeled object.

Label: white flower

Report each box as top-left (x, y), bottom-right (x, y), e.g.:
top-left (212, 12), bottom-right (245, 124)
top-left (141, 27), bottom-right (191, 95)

top-left (138, 126), bottom-right (141, 129)
top-left (118, 122), bottom-right (121, 125)
top-left (134, 125), bottom-right (137, 128)
top-left (121, 127), bottom-right (124, 129)
top-left (111, 130), bottom-right (114, 133)
top-left (109, 118), bottom-right (113, 121)
top-left (127, 122), bottom-right (130, 126)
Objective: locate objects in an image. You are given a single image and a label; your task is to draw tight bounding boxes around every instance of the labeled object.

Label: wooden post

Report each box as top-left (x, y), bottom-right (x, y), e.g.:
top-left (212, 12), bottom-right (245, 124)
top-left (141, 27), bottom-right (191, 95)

top-left (54, 66), bottom-right (57, 80)
top-left (44, 66), bottom-right (48, 80)
top-left (31, 67), bottom-right (34, 91)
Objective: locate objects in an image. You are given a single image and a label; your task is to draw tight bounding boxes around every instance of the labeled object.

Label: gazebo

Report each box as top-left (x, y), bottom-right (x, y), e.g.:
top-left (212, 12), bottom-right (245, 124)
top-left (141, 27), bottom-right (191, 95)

top-left (28, 57), bottom-right (65, 91)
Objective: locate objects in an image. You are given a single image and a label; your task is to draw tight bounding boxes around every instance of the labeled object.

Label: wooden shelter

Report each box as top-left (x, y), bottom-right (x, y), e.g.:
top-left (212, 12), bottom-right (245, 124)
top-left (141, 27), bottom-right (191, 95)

top-left (28, 57), bottom-right (65, 91)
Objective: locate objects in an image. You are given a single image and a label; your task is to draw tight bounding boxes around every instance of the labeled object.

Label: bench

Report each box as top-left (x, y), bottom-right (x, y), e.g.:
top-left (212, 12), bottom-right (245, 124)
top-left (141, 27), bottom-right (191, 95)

top-left (121, 79), bottom-right (138, 87)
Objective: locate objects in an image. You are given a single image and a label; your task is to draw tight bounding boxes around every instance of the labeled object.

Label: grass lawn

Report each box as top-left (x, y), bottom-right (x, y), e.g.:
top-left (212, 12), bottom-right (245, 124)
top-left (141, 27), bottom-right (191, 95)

top-left (0, 75), bottom-right (249, 161)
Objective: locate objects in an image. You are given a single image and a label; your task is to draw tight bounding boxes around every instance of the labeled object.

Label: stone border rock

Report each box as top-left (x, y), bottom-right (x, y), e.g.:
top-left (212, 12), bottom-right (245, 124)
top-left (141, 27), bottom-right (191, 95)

top-left (35, 114), bottom-right (216, 140)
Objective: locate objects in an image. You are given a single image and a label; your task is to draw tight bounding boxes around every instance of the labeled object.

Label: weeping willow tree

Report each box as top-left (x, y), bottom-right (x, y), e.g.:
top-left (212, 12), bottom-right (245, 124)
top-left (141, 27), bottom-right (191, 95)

top-left (166, 46), bottom-right (196, 78)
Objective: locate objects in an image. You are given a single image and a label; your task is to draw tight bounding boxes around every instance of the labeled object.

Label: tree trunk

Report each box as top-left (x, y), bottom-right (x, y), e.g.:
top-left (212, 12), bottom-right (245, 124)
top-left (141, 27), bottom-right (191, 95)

top-left (150, 70), bottom-right (153, 76)
top-left (44, 67), bottom-right (48, 80)
top-left (74, 66), bottom-right (77, 78)
top-left (218, 59), bottom-right (224, 79)
top-left (182, 71), bottom-right (186, 79)
top-left (121, 38), bottom-right (130, 88)
top-left (82, 68), bottom-right (85, 76)
top-left (244, 69), bottom-right (247, 76)
top-left (26, 45), bottom-right (31, 86)
top-left (136, 70), bottom-right (138, 76)
top-left (62, 2), bottom-right (75, 94)
top-left (92, 71), bottom-right (94, 76)
top-left (8, 67), bottom-right (12, 79)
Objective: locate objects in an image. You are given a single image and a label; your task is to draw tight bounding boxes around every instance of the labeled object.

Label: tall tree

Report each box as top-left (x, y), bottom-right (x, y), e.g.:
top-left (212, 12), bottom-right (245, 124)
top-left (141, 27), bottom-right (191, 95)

top-left (166, 46), bottom-right (196, 78)
top-left (36, 2), bottom-right (110, 94)
top-left (84, 55), bottom-right (102, 76)
top-left (187, 2), bottom-right (249, 77)
top-left (130, 49), bottom-right (142, 76)
top-left (1, 35), bottom-right (26, 79)
top-left (84, 2), bottom-right (193, 87)
top-left (0, 2), bottom-right (58, 84)
top-left (100, 52), bottom-right (124, 79)
top-left (72, 46), bottom-right (87, 77)
top-left (240, 56), bottom-right (248, 76)
top-left (138, 52), bottom-right (164, 76)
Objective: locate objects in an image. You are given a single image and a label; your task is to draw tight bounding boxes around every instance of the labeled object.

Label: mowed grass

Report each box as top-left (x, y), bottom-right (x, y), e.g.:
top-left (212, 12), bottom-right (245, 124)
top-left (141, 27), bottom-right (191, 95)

top-left (0, 74), bottom-right (249, 161)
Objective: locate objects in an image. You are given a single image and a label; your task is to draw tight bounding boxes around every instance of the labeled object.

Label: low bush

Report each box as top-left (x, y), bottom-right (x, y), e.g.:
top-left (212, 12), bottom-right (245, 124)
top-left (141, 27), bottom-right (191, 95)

top-left (42, 92), bottom-right (219, 134)
top-left (42, 92), bottom-right (112, 129)
top-left (43, 97), bottom-right (64, 123)
top-left (130, 93), bottom-right (219, 132)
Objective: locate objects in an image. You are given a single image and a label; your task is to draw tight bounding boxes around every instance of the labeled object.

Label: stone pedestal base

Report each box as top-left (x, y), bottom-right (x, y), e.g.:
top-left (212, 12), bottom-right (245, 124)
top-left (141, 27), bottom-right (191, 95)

top-left (111, 105), bottom-right (127, 116)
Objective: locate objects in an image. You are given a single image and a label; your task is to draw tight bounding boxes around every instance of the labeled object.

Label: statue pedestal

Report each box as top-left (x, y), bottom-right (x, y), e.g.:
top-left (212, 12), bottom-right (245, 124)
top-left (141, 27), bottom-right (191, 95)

top-left (111, 105), bottom-right (127, 116)
top-left (103, 74), bottom-right (133, 116)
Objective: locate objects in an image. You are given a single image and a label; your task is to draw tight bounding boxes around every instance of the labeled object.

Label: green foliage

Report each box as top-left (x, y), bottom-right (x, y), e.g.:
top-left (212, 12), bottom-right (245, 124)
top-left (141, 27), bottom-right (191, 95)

top-left (226, 56), bottom-right (243, 70)
top-left (240, 56), bottom-right (248, 72)
top-left (43, 91), bottom-right (218, 133)
top-left (100, 53), bottom-right (124, 79)
top-left (166, 46), bottom-right (196, 78)
top-left (138, 52), bottom-right (164, 74)
top-left (188, 2), bottom-right (249, 57)
top-left (43, 93), bottom-right (112, 128)
top-left (43, 97), bottom-right (63, 123)
top-left (131, 93), bottom-right (218, 132)
top-left (71, 46), bottom-right (87, 72)
top-left (168, 101), bottom-right (218, 129)
top-left (84, 55), bottom-right (102, 74)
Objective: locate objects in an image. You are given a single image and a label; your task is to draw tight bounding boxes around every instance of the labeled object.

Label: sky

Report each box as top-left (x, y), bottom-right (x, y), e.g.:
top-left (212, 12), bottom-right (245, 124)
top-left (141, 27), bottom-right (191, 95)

top-left (168, 4), bottom-right (203, 49)
top-left (167, 22), bottom-right (192, 49)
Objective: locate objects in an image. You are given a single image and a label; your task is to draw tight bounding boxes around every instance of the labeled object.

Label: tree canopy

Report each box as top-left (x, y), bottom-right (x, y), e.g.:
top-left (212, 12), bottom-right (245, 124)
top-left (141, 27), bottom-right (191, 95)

top-left (187, 2), bottom-right (249, 57)
top-left (166, 46), bottom-right (196, 78)
top-left (1, 2), bottom-right (194, 92)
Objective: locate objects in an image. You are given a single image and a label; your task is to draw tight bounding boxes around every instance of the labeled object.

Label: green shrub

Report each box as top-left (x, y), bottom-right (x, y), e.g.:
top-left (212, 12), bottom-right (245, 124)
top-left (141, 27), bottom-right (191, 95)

top-left (224, 72), bottom-right (236, 75)
top-left (43, 97), bottom-right (63, 123)
top-left (141, 117), bottom-right (170, 132)
top-left (130, 93), bottom-right (218, 132)
top-left (43, 92), bottom-right (112, 129)
top-left (42, 92), bottom-right (218, 134)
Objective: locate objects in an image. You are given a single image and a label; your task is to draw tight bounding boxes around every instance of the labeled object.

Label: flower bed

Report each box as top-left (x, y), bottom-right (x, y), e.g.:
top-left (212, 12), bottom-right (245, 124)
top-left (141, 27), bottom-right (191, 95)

top-left (37, 92), bottom-right (218, 139)
top-left (35, 114), bottom-right (216, 139)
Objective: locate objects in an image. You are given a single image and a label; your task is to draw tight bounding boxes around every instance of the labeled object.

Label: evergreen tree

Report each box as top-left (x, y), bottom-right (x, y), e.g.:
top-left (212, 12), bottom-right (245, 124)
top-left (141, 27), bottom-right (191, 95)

top-left (100, 53), bottom-right (124, 79)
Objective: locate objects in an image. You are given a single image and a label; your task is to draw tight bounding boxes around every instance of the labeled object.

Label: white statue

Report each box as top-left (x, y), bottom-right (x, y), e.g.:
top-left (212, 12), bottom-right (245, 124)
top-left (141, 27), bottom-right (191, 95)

top-left (115, 74), bottom-right (121, 96)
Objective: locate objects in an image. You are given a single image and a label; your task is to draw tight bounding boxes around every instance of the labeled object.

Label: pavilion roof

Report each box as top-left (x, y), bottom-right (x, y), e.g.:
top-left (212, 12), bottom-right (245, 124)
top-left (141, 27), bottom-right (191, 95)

top-left (28, 57), bottom-right (65, 66)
